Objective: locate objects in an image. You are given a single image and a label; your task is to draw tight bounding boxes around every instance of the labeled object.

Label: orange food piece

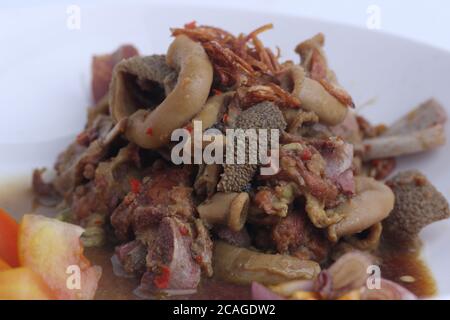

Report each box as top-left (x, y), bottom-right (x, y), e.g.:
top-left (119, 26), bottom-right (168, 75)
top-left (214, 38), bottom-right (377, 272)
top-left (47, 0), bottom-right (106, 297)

top-left (337, 289), bottom-right (361, 300)
top-left (0, 267), bottom-right (55, 300)
top-left (0, 208), bottom-right (19, 267)
top-left (290, 291), bottom-right (320, 300)
top-left (0, 258), bottom-right (11, 271)
top-left (19, 214), bottom-right (102, 300)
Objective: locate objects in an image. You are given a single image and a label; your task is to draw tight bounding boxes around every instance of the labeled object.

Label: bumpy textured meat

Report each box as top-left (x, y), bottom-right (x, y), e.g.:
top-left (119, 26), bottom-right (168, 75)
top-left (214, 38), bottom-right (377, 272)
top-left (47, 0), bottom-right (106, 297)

top-left (383, 170), bottom-right (450, 243)
top-left (110, 164), bottom-right (194, 240)
top-left (217, 101), bottom-right (287, 193)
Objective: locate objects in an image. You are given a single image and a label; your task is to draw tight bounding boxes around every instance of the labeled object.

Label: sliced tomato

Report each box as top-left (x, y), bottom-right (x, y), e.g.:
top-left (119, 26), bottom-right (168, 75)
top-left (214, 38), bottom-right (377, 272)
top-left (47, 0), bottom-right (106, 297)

top-left (0, 208), bottom-right (19, 267)
top-left (0, 258), bottom-right (11, 271)
top-left (0, 267), bottom-right (55, 300)
top-left (19, 214), bottom-right (102, 300)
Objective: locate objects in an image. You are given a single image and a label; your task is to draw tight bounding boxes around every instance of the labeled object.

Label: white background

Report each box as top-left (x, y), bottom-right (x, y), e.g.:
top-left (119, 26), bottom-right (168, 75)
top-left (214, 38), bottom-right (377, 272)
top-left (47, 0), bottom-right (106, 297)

top-left (2, 0), bottom-right (450, 52)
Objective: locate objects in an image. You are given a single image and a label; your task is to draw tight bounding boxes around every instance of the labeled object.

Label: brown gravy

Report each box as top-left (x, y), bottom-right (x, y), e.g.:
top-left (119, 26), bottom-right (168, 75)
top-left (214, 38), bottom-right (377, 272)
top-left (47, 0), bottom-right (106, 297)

top-left (378, 245), bottom-right (437, 298)
top-left (0, 178), bottom-right (437, 299)
top-left (86, 246), bottom-right (250, 300)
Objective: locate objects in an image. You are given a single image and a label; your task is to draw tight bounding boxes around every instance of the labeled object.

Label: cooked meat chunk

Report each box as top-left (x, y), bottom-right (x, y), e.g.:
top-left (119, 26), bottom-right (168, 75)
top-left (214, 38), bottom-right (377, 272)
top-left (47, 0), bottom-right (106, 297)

top-left (253, 182), bottom-right (297, 217)
top-left (271, 211), bottom-right (304, 253)
top-left (314, 137), bottom-right (355, 194)
top-left (140, 217), bottom-right (201, 292)
top-left (191, 219), bottom-right (214, 277)
top-left (276, 143), bottom-right (339, 207)
top-left (53, 115), bottom-right (126, 196)
top-left (363, 125), bottom-right (445, 161)
top-left (116, 208), bottom-right (212, 292)
top-left (115, 240), bottom-right (147, 274)
top-left (68, 144), bottom-right (141, 222)
top-left (382, 99), bottom-right (447, 136)
top-left (279, 133), bottom-right (354, 202)
top-left (271, 211), bottom-right (330, 262)
top-left (93, 144), bottom-right (141, 215)
top-left (362, 100), bottom-right (447, 161)
top-left (111, 164), bottom-right (193, 240)
top-left (70, 182), bottom-right (98, 222)
top-left (383, 170), bottom-right (450, 242)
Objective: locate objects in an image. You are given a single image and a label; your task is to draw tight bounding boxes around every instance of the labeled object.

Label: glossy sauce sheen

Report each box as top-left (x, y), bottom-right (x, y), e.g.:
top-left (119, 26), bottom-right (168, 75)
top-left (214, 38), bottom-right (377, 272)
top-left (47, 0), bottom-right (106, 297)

top-left (0, 178), bottom-right (436, 299)
top-left (379, 244), bottom-right (437, 298)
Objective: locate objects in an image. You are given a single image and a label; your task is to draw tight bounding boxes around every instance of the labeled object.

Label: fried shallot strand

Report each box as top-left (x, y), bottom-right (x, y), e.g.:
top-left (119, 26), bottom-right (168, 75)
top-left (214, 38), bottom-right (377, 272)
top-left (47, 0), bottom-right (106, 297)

top-left (171, 23), bottom-right (298, 110)
top-left (171, 22), bottom-right (300, 109)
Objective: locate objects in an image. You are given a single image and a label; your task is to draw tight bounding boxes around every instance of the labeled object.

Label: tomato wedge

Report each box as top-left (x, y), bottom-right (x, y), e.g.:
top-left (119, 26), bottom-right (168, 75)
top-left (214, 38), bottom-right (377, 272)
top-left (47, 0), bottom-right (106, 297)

top-left (0, 258), bottom-right (11, 271)
top-left (0, 208), bottom-right (19, 267)
top-left (0, 267), bottom-right (55, 300)
top-left (19, 214), bottom-right (102, 300)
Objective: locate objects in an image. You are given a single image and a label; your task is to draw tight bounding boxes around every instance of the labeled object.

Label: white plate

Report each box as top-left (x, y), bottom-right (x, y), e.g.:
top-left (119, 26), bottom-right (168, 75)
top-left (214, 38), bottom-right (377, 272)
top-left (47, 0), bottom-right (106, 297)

top-left (1, 2), bottom-right (449, 299)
